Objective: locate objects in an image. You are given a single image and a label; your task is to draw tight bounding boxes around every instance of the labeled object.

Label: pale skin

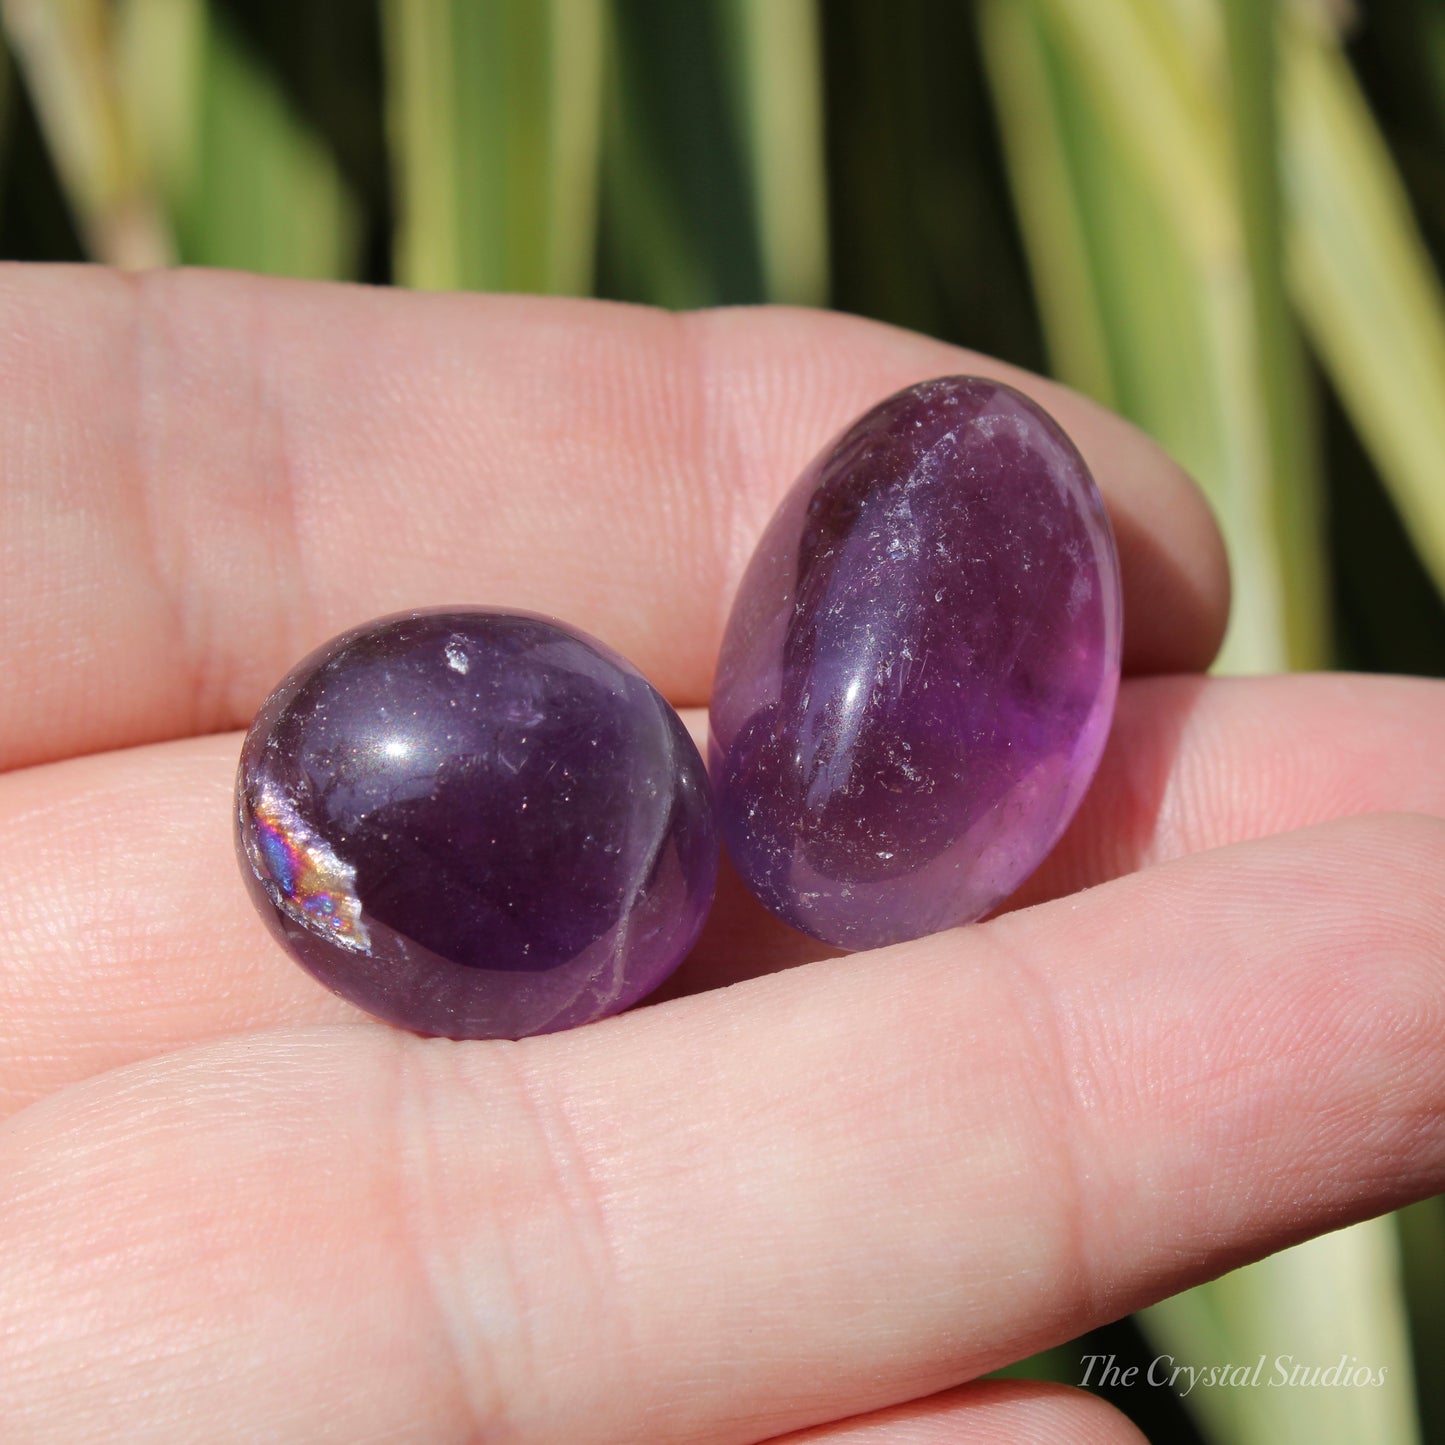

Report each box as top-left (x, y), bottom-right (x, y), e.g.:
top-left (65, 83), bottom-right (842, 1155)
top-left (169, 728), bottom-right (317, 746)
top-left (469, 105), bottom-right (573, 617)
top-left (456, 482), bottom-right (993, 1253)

top-left (0, 265), bottom-right (1442, 1445)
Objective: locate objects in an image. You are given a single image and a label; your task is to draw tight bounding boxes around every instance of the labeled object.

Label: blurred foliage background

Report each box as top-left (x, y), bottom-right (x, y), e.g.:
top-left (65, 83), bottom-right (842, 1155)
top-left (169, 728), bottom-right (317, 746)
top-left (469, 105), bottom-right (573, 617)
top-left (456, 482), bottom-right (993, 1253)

top-left (1, 0), bottom-right (1440, 1441)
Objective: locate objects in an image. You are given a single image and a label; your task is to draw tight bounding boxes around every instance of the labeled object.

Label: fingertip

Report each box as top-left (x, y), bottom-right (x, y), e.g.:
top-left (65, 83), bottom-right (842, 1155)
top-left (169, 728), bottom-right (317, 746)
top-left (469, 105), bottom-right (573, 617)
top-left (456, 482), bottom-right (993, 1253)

top-left (1109, 450), bottom-right (1231, 674)
top-left (683, 305), bottom-right (1232, 678)
top-left (1039, 383), bottom-right (1230, 676)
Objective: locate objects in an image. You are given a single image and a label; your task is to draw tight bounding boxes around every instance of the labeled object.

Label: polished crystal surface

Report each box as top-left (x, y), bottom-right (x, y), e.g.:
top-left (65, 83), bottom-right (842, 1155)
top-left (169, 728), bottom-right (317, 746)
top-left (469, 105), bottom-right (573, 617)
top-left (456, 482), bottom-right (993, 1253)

top-left (236, 609), bottom-right (718, 1038)
top-left (710, 376), bottom-right (1122, 950)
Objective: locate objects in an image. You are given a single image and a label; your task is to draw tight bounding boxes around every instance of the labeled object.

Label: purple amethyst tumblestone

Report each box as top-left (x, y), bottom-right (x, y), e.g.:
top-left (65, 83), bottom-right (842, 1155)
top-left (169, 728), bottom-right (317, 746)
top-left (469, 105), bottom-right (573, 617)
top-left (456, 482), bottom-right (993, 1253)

top-left (236, 609), bottom-right (717, 1038)
top-left (710, 377), bottom-right (1122, 950)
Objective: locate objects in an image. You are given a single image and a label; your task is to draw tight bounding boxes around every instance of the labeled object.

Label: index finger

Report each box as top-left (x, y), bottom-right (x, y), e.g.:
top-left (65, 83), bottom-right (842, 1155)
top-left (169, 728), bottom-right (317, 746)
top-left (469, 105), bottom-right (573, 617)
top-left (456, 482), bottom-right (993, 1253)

top-left (0, 265), bottom-right (1227, 771)
top-left (0, 814), bottom-right (1438, 1441)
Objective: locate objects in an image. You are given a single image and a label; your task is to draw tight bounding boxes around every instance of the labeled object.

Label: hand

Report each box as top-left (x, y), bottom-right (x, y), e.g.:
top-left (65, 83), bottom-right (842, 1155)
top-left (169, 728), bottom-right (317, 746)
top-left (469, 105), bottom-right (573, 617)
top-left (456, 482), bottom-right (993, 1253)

top-left (1, 266), bottom-right (1441, 1445)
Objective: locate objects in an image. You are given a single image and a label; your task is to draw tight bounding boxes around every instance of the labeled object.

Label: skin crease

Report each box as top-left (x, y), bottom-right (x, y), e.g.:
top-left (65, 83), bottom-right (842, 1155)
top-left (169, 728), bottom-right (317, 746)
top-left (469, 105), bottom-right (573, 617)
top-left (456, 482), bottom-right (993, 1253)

top-left (0, 267), bottom-right (1441, 1444)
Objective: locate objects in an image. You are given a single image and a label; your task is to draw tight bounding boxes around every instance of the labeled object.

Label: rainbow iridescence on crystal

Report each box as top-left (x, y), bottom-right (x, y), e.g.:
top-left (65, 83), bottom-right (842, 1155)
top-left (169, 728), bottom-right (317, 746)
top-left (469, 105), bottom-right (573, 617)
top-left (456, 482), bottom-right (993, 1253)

top-left (246, 787), bottom-right (370, 952)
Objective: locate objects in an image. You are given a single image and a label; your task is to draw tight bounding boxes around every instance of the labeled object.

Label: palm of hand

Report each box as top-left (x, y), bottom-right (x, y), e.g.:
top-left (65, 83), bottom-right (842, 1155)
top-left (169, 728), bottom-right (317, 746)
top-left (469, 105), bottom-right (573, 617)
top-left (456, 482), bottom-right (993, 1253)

top-left (1, 268), bottom-right (1441, 1445)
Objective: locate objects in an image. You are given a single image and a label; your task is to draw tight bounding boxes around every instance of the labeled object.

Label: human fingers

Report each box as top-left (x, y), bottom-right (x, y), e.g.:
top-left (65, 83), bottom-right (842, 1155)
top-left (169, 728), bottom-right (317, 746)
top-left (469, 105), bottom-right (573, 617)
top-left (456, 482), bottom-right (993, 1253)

top-left (766, 1381), bottom-right (1145, 1444)
top-left (0, 672), bottom-right (1441, 1113)
top-left (1, 814), bottom-right (1442, 1442)
top-left (0, 266), bottom-right (1225, 771)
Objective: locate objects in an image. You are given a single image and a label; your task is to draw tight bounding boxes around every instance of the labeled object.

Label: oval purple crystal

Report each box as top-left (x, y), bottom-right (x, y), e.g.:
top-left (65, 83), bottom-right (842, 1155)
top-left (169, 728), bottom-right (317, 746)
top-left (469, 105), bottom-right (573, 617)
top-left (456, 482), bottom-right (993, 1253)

top-left (710, 376), bottom-right (1122, 950)
top-left (236, 609), bottom-right (718, 1038)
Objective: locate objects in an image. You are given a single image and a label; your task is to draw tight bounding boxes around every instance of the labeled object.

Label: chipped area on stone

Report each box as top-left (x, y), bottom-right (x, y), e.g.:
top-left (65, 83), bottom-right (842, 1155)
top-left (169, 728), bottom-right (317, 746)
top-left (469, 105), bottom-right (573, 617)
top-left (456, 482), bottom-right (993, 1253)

top-left (246, 784), bottom-right (371, 952)
top-left (443, 637), bottom-right (471, 674)
top-left (709, 376), bottom-right (1122, 951)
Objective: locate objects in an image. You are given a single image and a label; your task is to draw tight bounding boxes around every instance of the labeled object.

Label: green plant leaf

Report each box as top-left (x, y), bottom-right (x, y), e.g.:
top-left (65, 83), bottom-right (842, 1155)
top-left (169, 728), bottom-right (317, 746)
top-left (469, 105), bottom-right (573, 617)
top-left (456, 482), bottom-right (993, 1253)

top-left (721, 0), bottom-right (828, 306)
top-left (1282, 6), bottom-right (1445, 606)
top-left (113, 0), bottom-right (359, 279)
top-left (984, 0), bottom-right (1326, 672)
top-left (597, 0), bottom-right (826, 309)
top-left (3, 0), bottom-right (171, 266)
top-left (598, 0), bottom-right (760, 308)
top-left (1398, 1197), bottom-right (1445, 1443)
top-left (1143, 1220), bottom-right (1422, 1445)
top-left (383, 0), bottom-right (605, 293)
top-left (978, 0), bottom-right (1116, 405)
top-left (1222, 0), bottom-right (1325, 669)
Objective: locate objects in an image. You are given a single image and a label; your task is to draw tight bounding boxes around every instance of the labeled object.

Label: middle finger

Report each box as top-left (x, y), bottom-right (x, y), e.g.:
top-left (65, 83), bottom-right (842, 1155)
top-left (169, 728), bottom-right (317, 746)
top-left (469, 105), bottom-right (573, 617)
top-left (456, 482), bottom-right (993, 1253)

top-left (0, 672), bottom-right (1439, 1113)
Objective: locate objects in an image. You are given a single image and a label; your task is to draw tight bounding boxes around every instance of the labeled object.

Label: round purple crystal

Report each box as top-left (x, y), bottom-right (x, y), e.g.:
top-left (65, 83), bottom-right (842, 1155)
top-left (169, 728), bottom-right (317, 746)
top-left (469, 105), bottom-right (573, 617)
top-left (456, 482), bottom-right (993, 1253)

top-left (710, 377), bottom-right (1122, 950)
top-left (236, 609), bottom-right (718, 1038)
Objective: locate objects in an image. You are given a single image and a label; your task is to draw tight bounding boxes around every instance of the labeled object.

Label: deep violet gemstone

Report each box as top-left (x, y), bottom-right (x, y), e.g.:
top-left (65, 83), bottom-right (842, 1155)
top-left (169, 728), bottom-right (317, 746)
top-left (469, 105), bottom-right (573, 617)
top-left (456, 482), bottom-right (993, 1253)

top-left (236, 609), bottom-right (718, 1039)
top-left (710, 376), bottom-right (1122, 950)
